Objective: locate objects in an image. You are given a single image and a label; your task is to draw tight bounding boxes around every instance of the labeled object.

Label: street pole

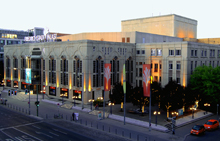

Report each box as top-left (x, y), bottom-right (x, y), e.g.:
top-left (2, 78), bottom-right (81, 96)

top-left (28, 84), bottom-right (30, 115)
top-left (37, 84), bottom-right (38, 116)
top-left (103, 90), bottom-right (105, 119)
top-left (217, 104), bottom-right (219, 121)
top-left (192, 109), bottom-right (194, 119)
top-left (149, 56), bottom-right (152, 131)
top-left (74, 97), bottom-right (75, 107)
top-left (155, 113), bottom-right (157, 126)
top-left (82, 73), bottom-right (84, 110)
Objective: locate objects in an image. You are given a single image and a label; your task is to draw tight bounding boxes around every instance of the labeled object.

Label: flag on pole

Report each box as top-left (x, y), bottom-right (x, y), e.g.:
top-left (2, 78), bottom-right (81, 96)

top-left (143, 64), bottom-right (151, 97)
top-left (104, 64), bottom-right (111, 91)
top-left (123, 64), bottom-right (126, 93)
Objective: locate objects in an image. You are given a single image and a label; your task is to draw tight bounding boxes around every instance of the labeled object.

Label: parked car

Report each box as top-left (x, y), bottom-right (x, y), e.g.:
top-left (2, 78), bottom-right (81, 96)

top-left (204, 119), bottom-right (219, 131)
top-left (190, 125), bottom-right (205, 135)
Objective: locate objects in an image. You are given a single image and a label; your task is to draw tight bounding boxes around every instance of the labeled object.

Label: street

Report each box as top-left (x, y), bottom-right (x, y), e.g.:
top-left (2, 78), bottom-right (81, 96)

top-left (175, 115), bottom-right (220, 141)
top-left (0, 106), bottom-right (95, 141)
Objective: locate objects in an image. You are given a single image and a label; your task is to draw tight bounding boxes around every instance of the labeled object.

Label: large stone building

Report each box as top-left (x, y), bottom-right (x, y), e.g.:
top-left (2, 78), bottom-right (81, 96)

top-left (3, 14), bottom-right (220, 104)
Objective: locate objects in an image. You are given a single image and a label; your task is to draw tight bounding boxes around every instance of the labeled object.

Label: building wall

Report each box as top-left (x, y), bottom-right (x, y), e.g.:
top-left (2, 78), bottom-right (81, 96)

top-left (197, 38), bottom-right (220, 45)
top-left (4, 40), bottom-right (136, 104)
top-left (121, 14), bottom-right (197, 39)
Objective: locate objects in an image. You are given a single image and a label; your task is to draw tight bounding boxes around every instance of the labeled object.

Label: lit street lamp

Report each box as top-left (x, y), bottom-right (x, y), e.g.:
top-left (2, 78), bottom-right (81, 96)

top-left (190, 107), bottom-right (196, 119)
top-left (204, 103), bottom-right (210, 114)
top-left (108, 101), bottom-right (115, 115)
top-left (88, 99), bottom-right (94, 111)
top-left (153, 111), bottom-right (160, 126)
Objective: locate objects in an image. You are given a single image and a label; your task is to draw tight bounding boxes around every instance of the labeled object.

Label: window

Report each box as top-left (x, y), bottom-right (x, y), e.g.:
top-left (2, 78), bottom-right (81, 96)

top-left (176, 50), bottom-right (181, 55)
top-left (218, 50), bottom-right (220, 57)
top-left (169, 63), bottom-right (173, 70)
top-left (93, 46), bottom-right (95, 52)
top-left (136, 50), bottom-right (140, 54)
top-left (136, 68), bottom-right (138, 76)
top-left (141, 50), bottom-right (145, 54)
top-left (142, 38), bottom-right (145, 43)
top-left (151, 49), bottom-right (156, 56)
top-left (201, 50), bottom-right (204, 57)
top-left (139, 62), bottom-right (142, 65)
top-left (160, 64), bottom-right (162, 69)
top-left (139, 68), bottom-right (142, 77)
top-left (169, 77), bottom-right (172, 82)
top-left (122, 38), bottom-right (125, 43)
top-left (205, 50), bottom-right (207, 57)
top-left (176, 64), bottom-right (181, 70)
top-left (102, 47), bottom-right (104, 53)
top-left (126, 37), bottom-right (130, 43)
top-left (169, 50), bottom-right (174, 56)
top-left (154, 64), bottom-right (158, 72)
top-left (210, 50), bottom-right (212, 57)
top-left (177, 78), bottom-right (180, 84)
top-left (191, 50), bottom-right (194, 56)
top-left (157, 49), bottom-right (162, 56)
top-left (195, 61), bottom-right (197, 68)
top-left (213, 50), bottom-right (215, 57)
top-left (195, 50), bottom-right (197, 56)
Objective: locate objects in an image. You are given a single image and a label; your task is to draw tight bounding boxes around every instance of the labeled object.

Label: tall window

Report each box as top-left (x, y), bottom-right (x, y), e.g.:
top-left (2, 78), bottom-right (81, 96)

top-left (157, 49), bottom-right (162, 56)
top-left (6, 58), bottom-right (10, 78)
top-left (93, 56), bottom-right (104, 87)
top-left (49, 59), bottom-right (56, 84)
top-left (60, 59), bottom-right (68, 85)
top-left (73, 58), bottom-right (82, 87)
top-left (176, 50), bottom-right (181, 56)
top-left (151, 49), bottom-right (156, 56)
top-left (13, 58), bottom-right (18, 79)
top-left (154, 64), bottom-right (158, 72)
top-left (169, 50), bottom-right (174, 56)
top-left (110, 57), bottom-right (119, 85)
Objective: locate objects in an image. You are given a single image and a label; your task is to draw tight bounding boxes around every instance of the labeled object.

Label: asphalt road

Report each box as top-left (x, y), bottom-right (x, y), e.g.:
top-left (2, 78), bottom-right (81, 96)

top-left (174, 114), bottom-right (220, 141)
top-left (0, 106), bottom-right (95, 141)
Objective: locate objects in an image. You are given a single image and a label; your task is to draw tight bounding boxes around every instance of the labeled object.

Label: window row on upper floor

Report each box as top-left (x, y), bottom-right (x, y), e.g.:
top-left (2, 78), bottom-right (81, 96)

top-left (191, 49), bottom-right (220, 58)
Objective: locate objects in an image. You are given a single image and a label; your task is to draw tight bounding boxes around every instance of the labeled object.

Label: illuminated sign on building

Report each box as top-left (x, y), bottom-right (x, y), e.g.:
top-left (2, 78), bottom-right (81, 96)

top-left (24, 34), bottom-right (57, 42)
top-left (25, 68), bottom-right (31, 84)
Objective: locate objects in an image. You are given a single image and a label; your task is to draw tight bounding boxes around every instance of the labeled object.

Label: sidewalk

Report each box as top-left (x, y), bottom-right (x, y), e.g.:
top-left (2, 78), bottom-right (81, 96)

top-left (0, 88), bottom-right (214, 140)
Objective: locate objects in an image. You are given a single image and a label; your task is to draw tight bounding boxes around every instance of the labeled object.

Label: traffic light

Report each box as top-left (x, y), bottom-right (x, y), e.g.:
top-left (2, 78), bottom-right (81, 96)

top-left (35, 101), bottom-right (40, 106)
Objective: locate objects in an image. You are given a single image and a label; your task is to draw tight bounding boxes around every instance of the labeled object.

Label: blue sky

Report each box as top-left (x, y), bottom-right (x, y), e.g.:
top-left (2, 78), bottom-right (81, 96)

top-left (2, 0), bottom-right (220, 38)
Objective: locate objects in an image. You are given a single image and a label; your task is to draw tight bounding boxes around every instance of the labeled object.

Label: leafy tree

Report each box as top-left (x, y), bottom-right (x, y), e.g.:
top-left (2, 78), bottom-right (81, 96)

top-left (110, 81), bottom-right (132, 104)
top-left (131, 86), bottom-right (149, 110)
top-left (190, 66), bottom-right (220, 105)
top-left (160, 80), bottom-right (184, 118)
top-left (151, 81), bottom-right (162, 107)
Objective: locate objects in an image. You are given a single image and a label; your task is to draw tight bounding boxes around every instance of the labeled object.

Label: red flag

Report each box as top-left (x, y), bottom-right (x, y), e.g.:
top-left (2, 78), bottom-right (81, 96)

top-left (143, 64), bottom-right (151, 97)
top-left (104, 64), bottom-right (111, 91)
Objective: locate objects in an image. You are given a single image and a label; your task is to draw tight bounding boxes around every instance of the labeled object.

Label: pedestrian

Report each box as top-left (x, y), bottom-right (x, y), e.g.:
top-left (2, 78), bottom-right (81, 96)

top-left (72, 112), bottom-right (75, 121)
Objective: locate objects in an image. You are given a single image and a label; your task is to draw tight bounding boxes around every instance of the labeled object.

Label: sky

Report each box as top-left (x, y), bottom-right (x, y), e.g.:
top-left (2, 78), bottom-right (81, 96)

top-left (1, 0), bottom-right (220, 38)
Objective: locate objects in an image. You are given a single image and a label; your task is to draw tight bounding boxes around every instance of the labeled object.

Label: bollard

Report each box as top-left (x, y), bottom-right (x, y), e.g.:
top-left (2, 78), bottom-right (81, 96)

top-left (19, 107), bottom-right (20, 112)
top-left (80, 119), bottom-right (82, 124)
top-left (66, 115), bottom-right (67, 120)
top-left (102, 125), bottom-right (104, 131)
top-left (97, 124), bottom-right (98, 129)
top-left (122, 131), bottom-right (124, 137)
top-left (130, 133), bottom-right (131, 139)
top-left (91, 122), bottom-right (92, 127)
top-left (109, 127), bottom-right (110, 132)
top-left (85, 121), bottom-right (87, 126)
top-left (137, 135), bottom-right (139, 141)
top-left (115, 129), bottom-right (117, 135)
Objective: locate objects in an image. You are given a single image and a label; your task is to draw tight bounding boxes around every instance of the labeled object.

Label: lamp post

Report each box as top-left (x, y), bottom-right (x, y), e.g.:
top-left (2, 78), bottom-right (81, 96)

top-left (153, 111), bottom-right (160, 126)
top-left (88, 99), bottom-right (94, 111)
top-left (73, 96), bottom-right (76, 107)
top-left (108, 101), bottom-right (114, 115)
top-left (190, 107), bottom-right (196, 119)
top-left (204, 103), bottom-right (210, 114)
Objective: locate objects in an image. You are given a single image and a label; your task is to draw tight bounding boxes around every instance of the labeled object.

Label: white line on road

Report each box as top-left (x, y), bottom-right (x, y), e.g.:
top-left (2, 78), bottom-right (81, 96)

top-left (52, 128), bottom-right (67, 134)
top-left (183, 133), bottom-right (191, 141)
top-left (36, 131), bottom-right (53, 138)
top-left (49, 132), bottom-right (59, 136)
top-left (32, 125), bottom-right (41, 129)
top-left (13, 128), bottom-right (43, 141)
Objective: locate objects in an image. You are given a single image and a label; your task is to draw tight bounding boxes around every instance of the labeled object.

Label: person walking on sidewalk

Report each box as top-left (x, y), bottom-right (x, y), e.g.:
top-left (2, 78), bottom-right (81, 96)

top-left (72, 112), bottom-right (75, 121)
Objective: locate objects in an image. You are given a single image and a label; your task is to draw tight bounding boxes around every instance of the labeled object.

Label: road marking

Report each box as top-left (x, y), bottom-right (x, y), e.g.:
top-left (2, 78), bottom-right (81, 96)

top-left (36, 132), bottom-right (53, 138)
top-left (49, 132), bottom-right (59, 136)
top-left (183, 133), bottom-right (191, 141)
top-left (0, 121), bottom-right (43, 130)
top-left (13, 128), bottom-right (43, 141)
top-left (1, 130), bottom-right (16, 140)
top-left (32, 125), bottom-right (41, 129)
top-left (52, 128), bottom-right (67, 134)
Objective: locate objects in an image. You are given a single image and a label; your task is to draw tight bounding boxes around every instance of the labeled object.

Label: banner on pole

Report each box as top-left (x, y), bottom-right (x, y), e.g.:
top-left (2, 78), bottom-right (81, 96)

top-left (123, 64), bottom-right (126, 94)
top-left (143, 64), bottom-right (151, 97)
top-left (104, 64), bottom-right (111, 91)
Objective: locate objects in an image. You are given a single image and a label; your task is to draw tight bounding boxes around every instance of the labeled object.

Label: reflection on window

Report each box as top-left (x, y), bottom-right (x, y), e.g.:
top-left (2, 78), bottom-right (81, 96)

top-left (1, 34), bottom-right (17, 39)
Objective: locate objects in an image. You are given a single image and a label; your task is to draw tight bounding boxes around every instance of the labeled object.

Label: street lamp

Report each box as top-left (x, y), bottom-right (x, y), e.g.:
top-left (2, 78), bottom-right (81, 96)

top-left (171, 112), bottom-right (178, 118)
top-left (153, 111), bottom-right (160, 126)
top-left (190, 107), bottom-right (196, 119)
top-left (108, 101), bottom-right (115, 115)
top-left (88, 99), bottom-right (94, 111)
top-left (204, 103), bottom-right (210, 114)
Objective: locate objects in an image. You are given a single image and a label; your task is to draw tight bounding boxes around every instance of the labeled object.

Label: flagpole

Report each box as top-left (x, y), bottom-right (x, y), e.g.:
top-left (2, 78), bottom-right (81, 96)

top-left (123, 56), bottom-right (126, 125)
top-left (103, 57), bottom-right (105, 119)
top-left (149, 52), bottom-right (152, 131)
top-left (82, 72), bottom-right (84, 109)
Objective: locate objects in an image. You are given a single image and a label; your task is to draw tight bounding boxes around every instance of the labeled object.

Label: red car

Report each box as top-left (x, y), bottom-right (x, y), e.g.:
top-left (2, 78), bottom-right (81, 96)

top-left (204, 119), bottom-right (219, 131)
top-left (191, 125), bottom-right (205, 135)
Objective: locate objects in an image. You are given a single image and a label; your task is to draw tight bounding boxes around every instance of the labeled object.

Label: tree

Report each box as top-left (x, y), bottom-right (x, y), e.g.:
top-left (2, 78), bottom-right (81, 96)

top-left (110, 81), bottom-right (132, 104)
top-left (131, 86), bottom-right (149, 110)
top-left (151, 81), bottom-right (162, 108)
top-left (190, 66), bottom-right (220, 105)
top-left (160, 80), bottom-right (184, 118)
